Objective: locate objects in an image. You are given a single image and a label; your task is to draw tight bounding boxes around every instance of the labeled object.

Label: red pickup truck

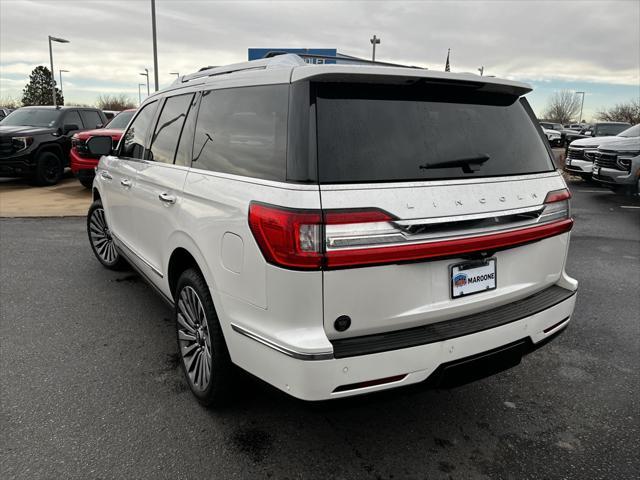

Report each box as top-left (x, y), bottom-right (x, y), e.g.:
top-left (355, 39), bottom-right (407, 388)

top-left (70, 109), bottom-right (136, 188)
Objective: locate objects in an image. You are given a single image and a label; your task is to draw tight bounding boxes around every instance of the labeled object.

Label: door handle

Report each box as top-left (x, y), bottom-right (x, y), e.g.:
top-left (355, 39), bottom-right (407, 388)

top-left (120, 178), bottom-right (132, 188)
top-left (100, 171), bottom-right (113, 180)
top-left (158, 192), bottom-right (177, 204)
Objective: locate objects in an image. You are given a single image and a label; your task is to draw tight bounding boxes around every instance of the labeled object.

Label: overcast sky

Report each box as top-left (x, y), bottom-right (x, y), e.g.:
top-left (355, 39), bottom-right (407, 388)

top-left (1, 0), bottom-right (638, 120)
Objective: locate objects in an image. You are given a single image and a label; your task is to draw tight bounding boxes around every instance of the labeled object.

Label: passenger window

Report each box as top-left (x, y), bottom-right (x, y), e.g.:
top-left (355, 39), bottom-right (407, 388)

top-left (148, 94), bottom-right (194, 164)
top-left (192, 85), bottom-right (288, 181)
top-left (120, 101), bottom-right (158, 159)
top-left (174, 94), bottom-right (199, 167)
top-left (80, 110), bottom-right (103, 129)
top-left (63, 110), bottom-right (84, 129)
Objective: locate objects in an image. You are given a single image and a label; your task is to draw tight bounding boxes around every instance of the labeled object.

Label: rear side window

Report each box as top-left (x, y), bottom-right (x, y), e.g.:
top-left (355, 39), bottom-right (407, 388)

top-left (121, 101), bottom-right (157, 159)
top-left (63, 110), bottom-right (84, 129)
top-left (148, 93), bottom-right (194, 164)
top-left (192, 85), bottom-right (288, 181)
top-left (315, 83), bottom-right (554, 183)
top-left (174, 94), bottom-right (199, 167)
top-left (80, 110), bottom-right (103, 129)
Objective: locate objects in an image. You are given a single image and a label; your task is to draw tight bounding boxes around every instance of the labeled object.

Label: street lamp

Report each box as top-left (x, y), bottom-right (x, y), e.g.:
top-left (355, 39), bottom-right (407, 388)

top-left (478, 66), bottom-right (484, 76)
top-left (576, 91), bottom-right (586, 123)
top-left (170, 72), bottom-right (180, 79)
top-left (138, 83), bottom-right (146, 105)
top-left (140, 69), bottom-right (150, 95)
top-left (59, 69), bottom-right (69, 96)
top-left (48, 35), bottom-right (70, 107)
top-left (370, 35), bottom-right (380, 62)
top-left (151, 0), bottom-right (159, 92)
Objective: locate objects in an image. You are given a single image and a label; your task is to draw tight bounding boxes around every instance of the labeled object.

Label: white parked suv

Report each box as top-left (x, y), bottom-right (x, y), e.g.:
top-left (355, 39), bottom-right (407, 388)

top-left (86, 54), bottom-right (578, 406)
top-left (565, 124), bottom-right (639, 180)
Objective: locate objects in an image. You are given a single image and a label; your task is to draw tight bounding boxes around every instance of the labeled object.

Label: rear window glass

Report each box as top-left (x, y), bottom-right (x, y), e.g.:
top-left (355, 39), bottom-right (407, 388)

top-left (315, 83), bottom-right (554, 183)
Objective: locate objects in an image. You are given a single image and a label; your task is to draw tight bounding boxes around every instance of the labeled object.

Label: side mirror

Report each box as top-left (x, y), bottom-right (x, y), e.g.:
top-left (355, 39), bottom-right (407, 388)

top-left (63, 124), bottom-right (79, 134)
top-left (86, 136), bottom-right (113, 156)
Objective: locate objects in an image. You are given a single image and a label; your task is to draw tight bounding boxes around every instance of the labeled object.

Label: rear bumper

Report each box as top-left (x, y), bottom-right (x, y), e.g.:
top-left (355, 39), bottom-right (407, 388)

top-left (227, 280), bottom-right (578, 401)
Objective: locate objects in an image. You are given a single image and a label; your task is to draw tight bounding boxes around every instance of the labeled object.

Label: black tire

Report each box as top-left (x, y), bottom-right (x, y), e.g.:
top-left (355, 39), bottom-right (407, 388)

top-left (175, 268), bottom-right (234, 407)
top-left (87, 200), bottom-right (128, 270)
top-left (34, 151), bottom-right (63, 186)
top-left (79, 175), bottom-right (94, 189)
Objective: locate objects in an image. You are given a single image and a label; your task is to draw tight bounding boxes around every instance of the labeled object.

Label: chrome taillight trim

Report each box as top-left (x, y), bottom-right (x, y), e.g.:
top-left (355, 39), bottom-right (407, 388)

top-left (326, 203), bottom-right (567, 251)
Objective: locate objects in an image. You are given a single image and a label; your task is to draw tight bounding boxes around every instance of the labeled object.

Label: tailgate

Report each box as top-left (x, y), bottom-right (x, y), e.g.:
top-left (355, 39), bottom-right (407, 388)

top-left (321, 173), bottom-right (571, 339)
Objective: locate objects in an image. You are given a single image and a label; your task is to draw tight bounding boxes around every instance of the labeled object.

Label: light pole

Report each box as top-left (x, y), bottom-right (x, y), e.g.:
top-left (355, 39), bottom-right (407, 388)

top-left (170, 72), bottom-right (180, 79)
top-left (576, 91), bottom-right (585, 123)
top-left (48, 36), bottom-right (70, 107)
top-left (59, 69), bottom-right (69, 96)
top-left (138, 83), bottom-right (146, 105)
top-left (370, 35), bottom-right (380, 62)
top-left (140, 69), bottom-right (150, 95)
top-left (151, 0), bottom-right (159, 92)
top-left (478, 66), bottom-right (484, 76)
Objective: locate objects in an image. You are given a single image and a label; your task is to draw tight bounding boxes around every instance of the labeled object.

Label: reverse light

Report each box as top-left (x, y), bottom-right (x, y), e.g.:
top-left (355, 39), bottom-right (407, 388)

top-left (11, 136), bottom-right (33, 152)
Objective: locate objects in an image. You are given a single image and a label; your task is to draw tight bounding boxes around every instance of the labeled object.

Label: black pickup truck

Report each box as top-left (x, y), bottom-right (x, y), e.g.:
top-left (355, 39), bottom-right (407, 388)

top-left (0, 106), bottom-right (107, 185)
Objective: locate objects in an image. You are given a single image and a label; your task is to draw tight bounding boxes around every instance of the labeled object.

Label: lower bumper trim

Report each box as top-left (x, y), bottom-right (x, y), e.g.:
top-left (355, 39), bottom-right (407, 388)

top-left (331, 285), bottom-right (576, 359)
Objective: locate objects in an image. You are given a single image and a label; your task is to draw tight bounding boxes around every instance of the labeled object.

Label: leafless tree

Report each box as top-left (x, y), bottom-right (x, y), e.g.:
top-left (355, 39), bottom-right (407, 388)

top-left (596, 99), bottom-right (640, 125)
top-left (96, 94), bottom-right (136, 111)
top-left (542, 90), bottom-right (582, 124)
top-left (0, 96), bottom-right (20, 108)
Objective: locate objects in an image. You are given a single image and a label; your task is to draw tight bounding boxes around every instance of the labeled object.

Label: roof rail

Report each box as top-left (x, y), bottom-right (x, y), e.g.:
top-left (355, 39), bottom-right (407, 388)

top-left (264, 51), bottom-right (424, 69)
top-left (176, 52), bottom-right (423, 86)
top-left (179, 54), bottom-right (305, 84)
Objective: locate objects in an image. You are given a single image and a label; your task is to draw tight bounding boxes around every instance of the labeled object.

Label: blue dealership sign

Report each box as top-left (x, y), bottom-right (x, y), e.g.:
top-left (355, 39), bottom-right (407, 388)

top-left (248, 48), bottom-right (337, 64)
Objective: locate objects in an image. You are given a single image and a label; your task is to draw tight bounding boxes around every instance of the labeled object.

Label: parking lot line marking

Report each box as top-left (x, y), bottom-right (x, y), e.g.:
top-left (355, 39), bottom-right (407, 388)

top-left (620, 206), bottom-right (640, 209)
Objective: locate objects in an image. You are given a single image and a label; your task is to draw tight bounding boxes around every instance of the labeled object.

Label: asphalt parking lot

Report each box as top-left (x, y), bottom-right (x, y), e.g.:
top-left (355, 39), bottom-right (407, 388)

top-left (1, 178), bottom-right (638, 480)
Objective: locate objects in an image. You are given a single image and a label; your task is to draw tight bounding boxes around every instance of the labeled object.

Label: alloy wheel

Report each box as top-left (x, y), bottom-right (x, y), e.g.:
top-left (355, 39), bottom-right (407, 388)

top-left (89, 208), bottom-right (118, 264)
top-left (177, 286), bottom-right (212, 391)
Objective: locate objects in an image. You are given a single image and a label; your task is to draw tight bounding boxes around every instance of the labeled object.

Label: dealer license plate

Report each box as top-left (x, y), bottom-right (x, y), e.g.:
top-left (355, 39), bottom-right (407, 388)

top-left (450, 258), bottom-right (497, 298)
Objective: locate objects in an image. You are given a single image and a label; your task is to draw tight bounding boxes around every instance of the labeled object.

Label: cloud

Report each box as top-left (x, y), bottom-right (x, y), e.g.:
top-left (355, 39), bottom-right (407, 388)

top-left (1, 0), bottom-right (638, 105)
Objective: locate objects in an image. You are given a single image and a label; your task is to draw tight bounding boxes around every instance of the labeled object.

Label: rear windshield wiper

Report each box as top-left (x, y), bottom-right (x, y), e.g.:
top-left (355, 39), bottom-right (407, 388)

top-left (419, 154), bottom-right (490, 173)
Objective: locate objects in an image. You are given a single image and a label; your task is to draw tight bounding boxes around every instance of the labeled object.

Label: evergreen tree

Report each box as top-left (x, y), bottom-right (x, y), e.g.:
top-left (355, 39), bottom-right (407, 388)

top-left (21, 66), bottom-right (64, 106)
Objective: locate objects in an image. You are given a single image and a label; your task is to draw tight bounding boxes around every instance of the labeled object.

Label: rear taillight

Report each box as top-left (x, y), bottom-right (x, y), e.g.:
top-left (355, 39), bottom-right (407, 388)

top-left (248, 203), bottom-right (323, 269)
top-left (541, 188), bottom-right (571, 223)
top-left (249, 191), bottom-right (574, 271)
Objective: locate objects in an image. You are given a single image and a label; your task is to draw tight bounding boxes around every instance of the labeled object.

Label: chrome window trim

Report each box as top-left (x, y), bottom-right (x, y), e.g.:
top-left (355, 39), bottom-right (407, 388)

top-left (186, 165), bottom-right (320, 191)
top-left (231, 323), bottom-right (334, 361)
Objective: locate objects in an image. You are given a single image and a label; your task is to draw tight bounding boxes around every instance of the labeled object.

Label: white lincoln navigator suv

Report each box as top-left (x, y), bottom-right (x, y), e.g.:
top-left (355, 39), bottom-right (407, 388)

top-left (86, 54), bottom-right (578, 406)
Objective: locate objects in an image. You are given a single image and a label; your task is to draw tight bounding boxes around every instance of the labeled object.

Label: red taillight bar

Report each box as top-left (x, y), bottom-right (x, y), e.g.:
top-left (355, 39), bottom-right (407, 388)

top-left (249, 199), bottom-right (573, 271)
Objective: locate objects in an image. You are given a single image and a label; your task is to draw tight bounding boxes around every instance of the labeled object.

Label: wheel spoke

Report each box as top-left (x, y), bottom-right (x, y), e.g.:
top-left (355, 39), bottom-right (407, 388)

top-left (178, 330), bottom-right (196, 342)
top-left (179, 290), bottom-right (195, 322)
top-left (181, 342), bottom-right (198, 357)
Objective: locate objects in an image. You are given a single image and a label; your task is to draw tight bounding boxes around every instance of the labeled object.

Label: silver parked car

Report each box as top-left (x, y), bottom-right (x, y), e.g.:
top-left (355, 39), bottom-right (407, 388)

top-left (592, 136), bottom-right (640, 195)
